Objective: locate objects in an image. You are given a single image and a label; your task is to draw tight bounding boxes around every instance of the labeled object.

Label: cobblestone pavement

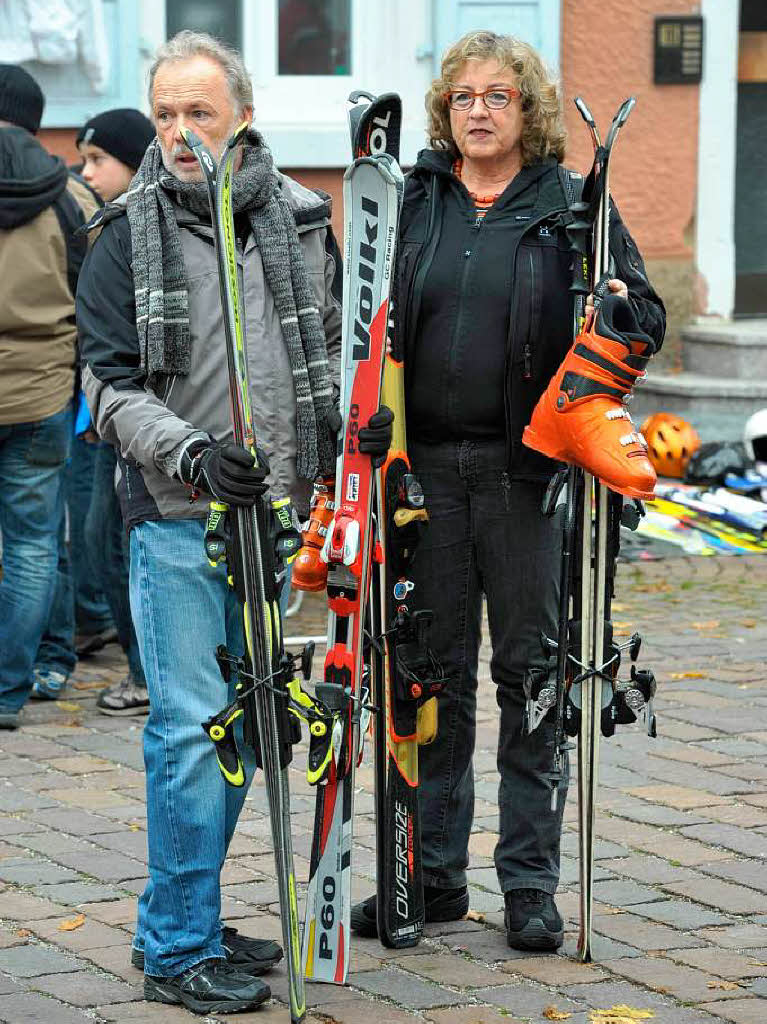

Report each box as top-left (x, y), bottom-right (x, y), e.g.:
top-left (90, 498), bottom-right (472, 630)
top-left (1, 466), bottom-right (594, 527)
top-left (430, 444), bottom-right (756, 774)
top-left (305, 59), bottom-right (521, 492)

top-left (1, 555), bottom-right (766, 1024)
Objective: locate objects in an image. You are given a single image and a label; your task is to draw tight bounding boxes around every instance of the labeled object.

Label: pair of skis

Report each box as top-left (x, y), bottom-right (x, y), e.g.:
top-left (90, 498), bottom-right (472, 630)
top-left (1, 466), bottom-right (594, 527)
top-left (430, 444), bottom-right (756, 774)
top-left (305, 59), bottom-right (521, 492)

top-left (182, 124), bottom-right (335, 1023)
top-left (300, 92), bottom-right (405, 982)
top-left (302, 90), bottom-right (447, 977)
top-left (524, 98), bottom-right (658, 962)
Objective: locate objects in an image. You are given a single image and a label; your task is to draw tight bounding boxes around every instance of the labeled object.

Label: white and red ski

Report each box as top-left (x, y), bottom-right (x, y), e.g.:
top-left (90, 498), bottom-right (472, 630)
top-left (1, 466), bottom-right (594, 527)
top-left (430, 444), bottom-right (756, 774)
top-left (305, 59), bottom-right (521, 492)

top-left (301, 95), bottom-right (403, 984)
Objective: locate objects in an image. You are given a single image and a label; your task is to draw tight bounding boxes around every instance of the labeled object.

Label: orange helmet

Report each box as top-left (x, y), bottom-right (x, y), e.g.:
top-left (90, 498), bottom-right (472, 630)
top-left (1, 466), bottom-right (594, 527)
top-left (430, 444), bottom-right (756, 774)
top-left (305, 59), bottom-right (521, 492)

top-left (640, 413), bottom-right (701, 479)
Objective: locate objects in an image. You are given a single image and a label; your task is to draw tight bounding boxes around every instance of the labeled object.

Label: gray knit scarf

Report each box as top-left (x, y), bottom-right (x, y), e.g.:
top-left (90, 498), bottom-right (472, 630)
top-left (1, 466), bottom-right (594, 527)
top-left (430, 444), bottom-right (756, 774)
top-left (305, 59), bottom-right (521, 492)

top-left (126, 130), bottom-right (335, 480)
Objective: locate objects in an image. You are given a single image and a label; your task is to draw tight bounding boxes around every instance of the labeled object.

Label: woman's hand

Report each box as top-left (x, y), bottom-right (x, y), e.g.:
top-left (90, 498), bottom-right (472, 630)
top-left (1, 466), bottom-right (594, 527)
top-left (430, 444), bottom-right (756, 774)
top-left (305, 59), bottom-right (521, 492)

top-left (585, 278), bottom-right (628, 323)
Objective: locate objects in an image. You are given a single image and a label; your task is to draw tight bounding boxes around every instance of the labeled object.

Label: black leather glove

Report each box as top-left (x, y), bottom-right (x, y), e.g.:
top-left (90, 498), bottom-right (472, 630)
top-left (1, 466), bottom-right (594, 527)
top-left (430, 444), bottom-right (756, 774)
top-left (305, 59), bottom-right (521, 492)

top-left (358, 405), bottom-right (394, 468)
top-left (179, 440), bottom-right (270, 505)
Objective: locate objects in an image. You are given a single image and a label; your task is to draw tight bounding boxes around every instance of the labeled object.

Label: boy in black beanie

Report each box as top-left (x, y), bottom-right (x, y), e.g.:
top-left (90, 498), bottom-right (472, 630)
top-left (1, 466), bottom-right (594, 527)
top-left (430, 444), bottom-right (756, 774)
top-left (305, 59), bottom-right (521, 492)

top-left (76, 108), bottom-right (155, 715)
top-left (77, 108), bottom-right (155, 202)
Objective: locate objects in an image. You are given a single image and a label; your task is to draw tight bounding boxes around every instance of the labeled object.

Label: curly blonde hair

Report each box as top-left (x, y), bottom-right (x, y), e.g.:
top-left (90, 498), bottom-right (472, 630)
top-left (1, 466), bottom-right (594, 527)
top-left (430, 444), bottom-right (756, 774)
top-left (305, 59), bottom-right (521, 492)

top-left (426, 30), bottom-right (566, 164)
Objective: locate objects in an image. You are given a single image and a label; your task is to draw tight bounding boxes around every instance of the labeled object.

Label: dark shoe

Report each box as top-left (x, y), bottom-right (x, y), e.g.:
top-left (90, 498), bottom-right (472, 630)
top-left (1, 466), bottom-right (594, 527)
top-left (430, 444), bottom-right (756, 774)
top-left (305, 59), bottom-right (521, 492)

top-left (133, 928), bottom-right (283, 975)
top-left (504, 889), bottom-right (563, 951)
top-left (97, 674), bottom-right (150, 716)
top-left (144, 958), bottom-right (270, 1014)
top-left (350, 884), bottom-right (470, 938)
top-left (0, 708), bottom-right (20, 730)
top-left (75, 627), bottom-right (119, 657)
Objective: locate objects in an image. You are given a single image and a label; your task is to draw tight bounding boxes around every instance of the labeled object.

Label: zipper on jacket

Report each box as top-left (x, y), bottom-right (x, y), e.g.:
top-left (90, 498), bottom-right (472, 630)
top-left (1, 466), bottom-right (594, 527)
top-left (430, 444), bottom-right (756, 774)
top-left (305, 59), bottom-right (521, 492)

top-left (522, 250), bottom-right (535, 379)
top-left (448, 217), bottom-right (484, 412)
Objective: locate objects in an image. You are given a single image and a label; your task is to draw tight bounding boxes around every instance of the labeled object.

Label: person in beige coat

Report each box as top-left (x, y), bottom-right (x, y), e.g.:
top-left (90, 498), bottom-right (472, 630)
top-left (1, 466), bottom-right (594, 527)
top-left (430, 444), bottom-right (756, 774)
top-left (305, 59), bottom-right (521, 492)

top-left (0, 63), bottom-right (97, 731)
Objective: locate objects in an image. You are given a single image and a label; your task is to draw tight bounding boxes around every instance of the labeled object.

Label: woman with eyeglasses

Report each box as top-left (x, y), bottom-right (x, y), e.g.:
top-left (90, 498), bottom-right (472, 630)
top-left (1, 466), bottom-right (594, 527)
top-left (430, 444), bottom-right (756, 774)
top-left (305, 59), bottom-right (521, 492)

top-left (351, 30), bottom-right (665, 951)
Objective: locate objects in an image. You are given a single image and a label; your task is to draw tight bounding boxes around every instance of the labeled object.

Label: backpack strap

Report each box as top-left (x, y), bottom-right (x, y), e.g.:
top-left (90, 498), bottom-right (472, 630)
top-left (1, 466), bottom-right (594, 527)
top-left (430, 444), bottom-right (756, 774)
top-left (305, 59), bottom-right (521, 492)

top-left (51, 185), bottom-right (88, 299)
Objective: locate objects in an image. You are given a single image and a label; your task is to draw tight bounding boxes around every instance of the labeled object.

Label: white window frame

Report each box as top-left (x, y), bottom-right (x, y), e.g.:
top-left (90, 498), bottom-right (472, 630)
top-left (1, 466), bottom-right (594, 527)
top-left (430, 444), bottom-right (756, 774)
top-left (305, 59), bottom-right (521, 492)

top-left (246, 0), bottom-right (431, 166)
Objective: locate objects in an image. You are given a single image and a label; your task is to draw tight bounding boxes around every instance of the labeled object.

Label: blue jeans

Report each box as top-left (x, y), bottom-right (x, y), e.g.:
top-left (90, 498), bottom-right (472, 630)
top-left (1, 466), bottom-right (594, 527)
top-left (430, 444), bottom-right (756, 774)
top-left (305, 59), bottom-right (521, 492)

top-left (86, 443), bottom-right (144, 682)
top-left (67, 437), bottom-right (113, 635)
top-left (35, 507), bottom-right (77, 677)
top-left (0, 406), bottom-right (72, 711)
top-left (410, 440), bottom-right (568, 895)
top-left (131, 516), bottom-right (292, 976)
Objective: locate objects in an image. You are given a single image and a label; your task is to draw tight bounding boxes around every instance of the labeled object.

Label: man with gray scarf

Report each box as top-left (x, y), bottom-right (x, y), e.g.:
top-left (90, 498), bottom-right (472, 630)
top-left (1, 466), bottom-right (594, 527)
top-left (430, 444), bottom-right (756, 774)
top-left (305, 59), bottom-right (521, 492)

top-left (76, 31), bottom-right (392, 1016)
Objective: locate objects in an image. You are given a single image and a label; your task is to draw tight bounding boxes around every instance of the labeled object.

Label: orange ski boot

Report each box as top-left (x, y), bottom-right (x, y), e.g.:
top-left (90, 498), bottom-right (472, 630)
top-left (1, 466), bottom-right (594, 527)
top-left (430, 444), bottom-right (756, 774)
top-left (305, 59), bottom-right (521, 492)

top-left (522, 293), bottom-right (657, 500)
top-left (292, 478), bottom-right (336, 592)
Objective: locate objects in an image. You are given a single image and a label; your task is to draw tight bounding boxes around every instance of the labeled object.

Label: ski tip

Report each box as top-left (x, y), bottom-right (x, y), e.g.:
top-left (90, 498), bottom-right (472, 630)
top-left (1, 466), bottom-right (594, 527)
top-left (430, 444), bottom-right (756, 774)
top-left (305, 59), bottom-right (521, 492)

top-left (616, 96), bottom-right (637, 126)
top-left (180, 126), bottom-right (204, 152)
top-left (347, 89), bottom-right (376, 107)
top-left (227, 121), bottom-right (250, 150)
top-left (573, 96), bottom-right (595, 125)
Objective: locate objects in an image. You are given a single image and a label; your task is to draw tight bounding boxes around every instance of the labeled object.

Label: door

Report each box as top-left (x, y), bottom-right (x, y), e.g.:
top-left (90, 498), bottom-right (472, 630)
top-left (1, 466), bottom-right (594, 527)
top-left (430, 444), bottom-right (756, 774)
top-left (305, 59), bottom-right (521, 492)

top-left (432, 0), bottom-right (560, 74)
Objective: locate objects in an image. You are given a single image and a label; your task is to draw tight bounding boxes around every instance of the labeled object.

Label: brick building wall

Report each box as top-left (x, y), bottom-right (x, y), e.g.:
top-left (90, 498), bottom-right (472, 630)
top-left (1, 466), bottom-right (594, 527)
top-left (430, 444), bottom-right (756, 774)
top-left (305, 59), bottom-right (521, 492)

top-left (561, 0), bottom-right (701, 366)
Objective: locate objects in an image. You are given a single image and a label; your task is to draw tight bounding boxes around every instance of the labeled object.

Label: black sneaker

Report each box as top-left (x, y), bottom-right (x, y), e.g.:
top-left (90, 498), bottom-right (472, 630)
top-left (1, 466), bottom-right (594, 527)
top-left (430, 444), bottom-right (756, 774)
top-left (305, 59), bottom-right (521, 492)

top-left (350, 884), bottom-right (470, 938)
top-left (132, 927), bottom-right (283, 975)
top-left (504, 889), bottom-right (563, 951)
top-left (75, 627), bottom-right (119, 658)
top-left (144, 958), bottom-right (270, 1014)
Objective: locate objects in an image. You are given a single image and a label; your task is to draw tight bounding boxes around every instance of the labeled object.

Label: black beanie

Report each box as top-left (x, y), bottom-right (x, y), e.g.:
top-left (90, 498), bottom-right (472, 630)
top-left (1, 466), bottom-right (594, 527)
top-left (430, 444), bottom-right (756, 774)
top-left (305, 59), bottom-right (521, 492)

top-left (76, 108), bottom-right (155, 171)
top-left (0, 64), bottom-right (44, 134)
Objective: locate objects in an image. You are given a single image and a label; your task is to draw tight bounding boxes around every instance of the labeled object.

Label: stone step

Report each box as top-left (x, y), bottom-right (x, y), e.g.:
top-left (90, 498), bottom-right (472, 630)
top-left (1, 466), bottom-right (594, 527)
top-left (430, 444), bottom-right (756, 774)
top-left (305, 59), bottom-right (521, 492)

top-left (680, 318), bottom-right (767, 378)
top-left (631, 371), bottom-right (767, 443)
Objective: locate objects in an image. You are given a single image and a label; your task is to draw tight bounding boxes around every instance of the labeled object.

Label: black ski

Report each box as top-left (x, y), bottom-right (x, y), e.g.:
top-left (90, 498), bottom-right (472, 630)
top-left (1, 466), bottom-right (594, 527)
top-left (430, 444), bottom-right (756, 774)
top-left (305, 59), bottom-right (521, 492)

top-left (181, 124), bottom-right (310, 1021)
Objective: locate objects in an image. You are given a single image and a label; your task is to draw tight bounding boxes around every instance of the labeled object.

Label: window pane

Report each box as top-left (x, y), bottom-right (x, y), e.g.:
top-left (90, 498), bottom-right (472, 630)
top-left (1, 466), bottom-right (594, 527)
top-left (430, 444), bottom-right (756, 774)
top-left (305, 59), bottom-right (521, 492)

top-left (278, 0), bottom-right (351, 75)
top-left (166, 1), bottom-right (242, 51)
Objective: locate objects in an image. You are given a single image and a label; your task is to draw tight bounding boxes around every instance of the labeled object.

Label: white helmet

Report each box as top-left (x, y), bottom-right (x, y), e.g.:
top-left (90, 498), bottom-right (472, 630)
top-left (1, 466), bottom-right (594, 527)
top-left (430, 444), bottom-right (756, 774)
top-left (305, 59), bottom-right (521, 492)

top-left (743, 408), bottom-right (767, 464)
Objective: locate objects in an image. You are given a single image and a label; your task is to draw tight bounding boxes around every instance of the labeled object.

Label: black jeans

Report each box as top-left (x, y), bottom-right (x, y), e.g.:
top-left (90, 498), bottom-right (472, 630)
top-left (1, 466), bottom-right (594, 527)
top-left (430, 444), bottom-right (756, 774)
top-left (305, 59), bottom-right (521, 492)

top-left (85, 443), bottom-right (145, 683)
top-left (410, 440), bottom-right (568, 895)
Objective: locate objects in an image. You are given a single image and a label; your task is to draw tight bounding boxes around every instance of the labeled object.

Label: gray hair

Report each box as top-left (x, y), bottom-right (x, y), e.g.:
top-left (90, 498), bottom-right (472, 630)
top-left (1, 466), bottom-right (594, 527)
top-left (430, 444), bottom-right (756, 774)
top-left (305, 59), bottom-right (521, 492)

top-left (148, 30), bottom-right (253, 113)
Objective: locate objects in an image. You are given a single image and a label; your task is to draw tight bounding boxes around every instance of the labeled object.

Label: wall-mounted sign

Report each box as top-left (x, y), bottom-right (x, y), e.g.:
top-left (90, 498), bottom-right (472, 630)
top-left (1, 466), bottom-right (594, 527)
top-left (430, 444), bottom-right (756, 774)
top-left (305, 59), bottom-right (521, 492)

top-left (654, 15), bottom-right (704, 85)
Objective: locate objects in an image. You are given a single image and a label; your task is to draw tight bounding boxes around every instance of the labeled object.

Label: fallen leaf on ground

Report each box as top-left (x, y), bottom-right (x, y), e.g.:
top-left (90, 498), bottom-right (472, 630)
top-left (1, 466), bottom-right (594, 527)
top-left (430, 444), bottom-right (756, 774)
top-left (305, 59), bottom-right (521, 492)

top-left (59, 913), bottom-right (85, 931)
top-left (543, 1007), bottom-right (571, 1021)
top-left (72, 680), bottom-right (103, 690)
top-left (463, 908), bottom-right (485, 922)
top-left (16, 928), bottom-right (32, 938)
top-left (589, 1007), bottom-right (655, 1023)
top-left (129, 823), bottom-right (142, 831)
top-left (740, 619), bottom-right (757, 628)
top-left (670, 671), bottom-right (707, 679)
top-left (55, 700), bottom-right (81, 711)
top-left (749, 960), bottom-right (767, 967)
top-left (707, 980), bottom-right (739, 990)
top-left (691, 621), bottom-right (720, 630)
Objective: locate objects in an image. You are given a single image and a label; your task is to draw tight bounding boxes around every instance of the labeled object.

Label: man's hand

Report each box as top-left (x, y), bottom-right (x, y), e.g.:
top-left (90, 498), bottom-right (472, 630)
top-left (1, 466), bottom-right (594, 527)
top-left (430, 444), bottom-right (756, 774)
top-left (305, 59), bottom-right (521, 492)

top-left (358, 405), bottom-right (394, 468)
top-left (585, 278), bottom-right (629, 324)
top-left (179, 440), bottom-right (270, 505)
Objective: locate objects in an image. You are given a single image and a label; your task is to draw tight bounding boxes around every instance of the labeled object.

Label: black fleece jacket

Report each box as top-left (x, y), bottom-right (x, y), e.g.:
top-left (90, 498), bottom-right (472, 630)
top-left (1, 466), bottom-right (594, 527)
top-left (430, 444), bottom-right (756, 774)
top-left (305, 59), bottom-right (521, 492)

top-left (395, 150), bottom-right (666, 480)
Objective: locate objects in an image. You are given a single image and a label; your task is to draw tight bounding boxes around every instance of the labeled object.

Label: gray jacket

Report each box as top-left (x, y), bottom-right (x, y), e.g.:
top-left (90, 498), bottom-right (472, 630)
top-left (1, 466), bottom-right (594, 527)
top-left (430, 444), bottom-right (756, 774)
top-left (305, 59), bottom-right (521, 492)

top-left (76, 175), bottom-right (342, 529)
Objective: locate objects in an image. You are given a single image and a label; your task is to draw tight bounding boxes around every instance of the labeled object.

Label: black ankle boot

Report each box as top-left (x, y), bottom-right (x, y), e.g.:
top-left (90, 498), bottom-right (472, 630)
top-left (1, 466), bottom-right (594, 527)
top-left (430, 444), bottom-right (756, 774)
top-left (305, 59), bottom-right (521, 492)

top-left (504, 889), bottom-right (563, 951)
top-left (350, 884), bottom-right (470, 938)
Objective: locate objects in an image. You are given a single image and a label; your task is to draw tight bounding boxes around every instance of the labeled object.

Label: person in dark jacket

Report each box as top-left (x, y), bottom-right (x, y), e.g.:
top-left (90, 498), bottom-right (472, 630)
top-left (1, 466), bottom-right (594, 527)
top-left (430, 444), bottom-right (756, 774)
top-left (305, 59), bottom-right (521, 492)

top-left (77, 107), bottom-right (156, 716)
top-left (0, 64), bottom-right (98, 730)
top-left (351, 30), bottom-right (665, 951)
